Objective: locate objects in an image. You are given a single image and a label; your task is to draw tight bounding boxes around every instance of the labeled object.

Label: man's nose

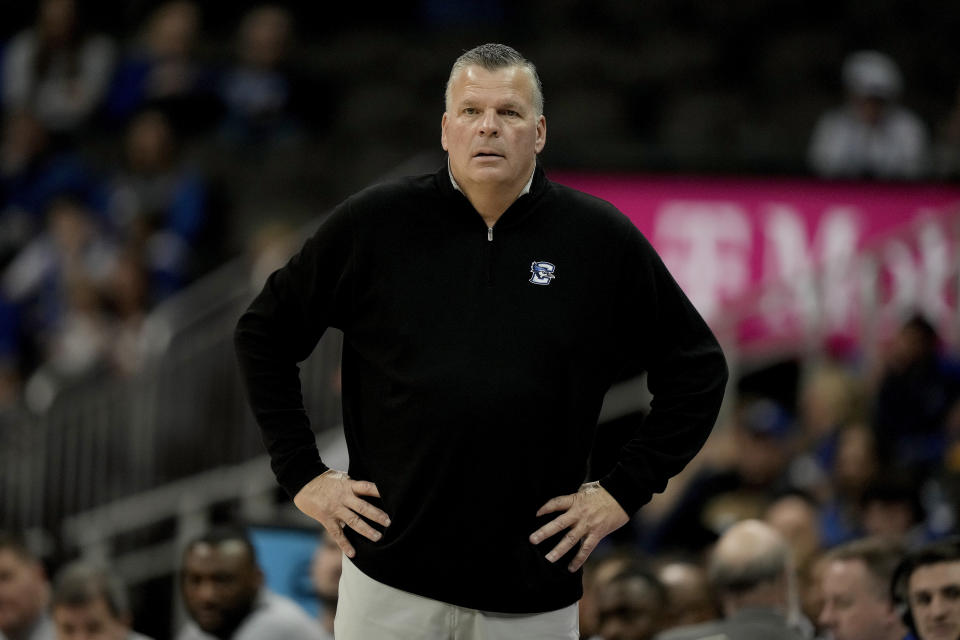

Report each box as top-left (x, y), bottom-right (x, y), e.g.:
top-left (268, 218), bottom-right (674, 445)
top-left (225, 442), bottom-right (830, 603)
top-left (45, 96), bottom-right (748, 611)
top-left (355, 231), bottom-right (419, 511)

top-left (930, 594), bottom-right (951, 618)
top-left (478, 109), bottom-right (500, 136)
top-left (196, 580), bottom-right (218, 602)
top-left (818, 603), bottom-right (834, 627)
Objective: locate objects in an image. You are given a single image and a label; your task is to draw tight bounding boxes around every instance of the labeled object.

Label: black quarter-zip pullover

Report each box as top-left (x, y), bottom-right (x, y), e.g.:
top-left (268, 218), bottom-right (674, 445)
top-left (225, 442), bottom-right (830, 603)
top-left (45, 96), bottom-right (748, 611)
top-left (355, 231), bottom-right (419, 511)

top-left (235, 164), bottom-right (728, 613)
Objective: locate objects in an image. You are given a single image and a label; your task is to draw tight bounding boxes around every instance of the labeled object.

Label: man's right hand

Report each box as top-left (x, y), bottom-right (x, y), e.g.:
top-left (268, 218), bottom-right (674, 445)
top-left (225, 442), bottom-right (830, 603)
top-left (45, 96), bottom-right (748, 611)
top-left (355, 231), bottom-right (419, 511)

top-left (293, 469), bottom-right (391, 558)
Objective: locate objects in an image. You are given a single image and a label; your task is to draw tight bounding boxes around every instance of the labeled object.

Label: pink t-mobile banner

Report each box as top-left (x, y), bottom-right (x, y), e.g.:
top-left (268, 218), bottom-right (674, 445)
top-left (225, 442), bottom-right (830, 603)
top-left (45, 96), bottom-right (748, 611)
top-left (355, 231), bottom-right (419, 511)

top-left (549, 172), bottom-right (960, 350)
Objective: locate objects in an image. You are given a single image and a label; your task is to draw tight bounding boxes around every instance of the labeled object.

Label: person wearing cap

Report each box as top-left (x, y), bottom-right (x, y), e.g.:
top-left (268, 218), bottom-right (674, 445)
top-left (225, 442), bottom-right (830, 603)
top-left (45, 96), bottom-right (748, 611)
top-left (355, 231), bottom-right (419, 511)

top-left (809, 50), bottom-right (930, 179)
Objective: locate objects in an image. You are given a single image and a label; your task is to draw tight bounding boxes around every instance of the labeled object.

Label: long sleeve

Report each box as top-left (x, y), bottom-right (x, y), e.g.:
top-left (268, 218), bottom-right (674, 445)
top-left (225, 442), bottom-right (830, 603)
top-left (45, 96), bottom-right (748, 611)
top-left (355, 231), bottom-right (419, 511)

top-left (234, 201), bottom-right (356, 497)
top-left (598, 226), bottom-right (728, 516)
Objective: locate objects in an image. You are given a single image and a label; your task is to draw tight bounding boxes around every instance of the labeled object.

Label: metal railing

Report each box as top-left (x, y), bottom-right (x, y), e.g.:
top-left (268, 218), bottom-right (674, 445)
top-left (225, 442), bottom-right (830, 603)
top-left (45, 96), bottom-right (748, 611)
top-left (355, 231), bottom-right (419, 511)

top-left (0, 297), bottom-right (344, 536)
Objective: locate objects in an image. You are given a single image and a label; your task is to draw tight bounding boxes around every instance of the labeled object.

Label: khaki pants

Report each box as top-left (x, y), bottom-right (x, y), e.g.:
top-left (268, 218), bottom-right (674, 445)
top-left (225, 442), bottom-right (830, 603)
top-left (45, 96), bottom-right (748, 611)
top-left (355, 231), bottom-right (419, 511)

top-left (335, 555), bottom-right (579, 640)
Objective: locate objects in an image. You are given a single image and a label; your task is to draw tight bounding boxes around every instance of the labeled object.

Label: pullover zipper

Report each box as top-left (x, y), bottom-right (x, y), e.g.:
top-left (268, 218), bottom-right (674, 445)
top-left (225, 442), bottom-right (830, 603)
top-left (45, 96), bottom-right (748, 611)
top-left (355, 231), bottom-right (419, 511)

top-left (485, 226), bottom-right (494, 285)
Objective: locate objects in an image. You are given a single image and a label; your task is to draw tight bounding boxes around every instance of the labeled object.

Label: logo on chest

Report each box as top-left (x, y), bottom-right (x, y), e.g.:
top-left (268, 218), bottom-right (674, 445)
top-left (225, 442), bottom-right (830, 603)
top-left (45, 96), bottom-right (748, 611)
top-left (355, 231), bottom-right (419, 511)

top-left (529, 261), bottom-right (556, 285)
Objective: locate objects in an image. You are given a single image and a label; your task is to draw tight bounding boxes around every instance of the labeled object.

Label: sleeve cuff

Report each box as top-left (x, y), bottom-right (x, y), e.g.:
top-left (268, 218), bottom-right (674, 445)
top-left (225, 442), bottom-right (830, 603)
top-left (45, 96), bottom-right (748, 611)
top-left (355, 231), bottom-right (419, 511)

top-left (276, 452), bottom-right (329, 499)
top-left (599, 466), bottom-right (653, 517)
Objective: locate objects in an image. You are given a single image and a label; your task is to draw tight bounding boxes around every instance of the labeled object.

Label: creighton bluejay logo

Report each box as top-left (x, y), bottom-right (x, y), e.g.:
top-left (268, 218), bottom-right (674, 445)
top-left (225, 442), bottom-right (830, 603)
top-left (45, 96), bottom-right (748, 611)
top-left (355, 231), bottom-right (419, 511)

top-left (529, 261), bottom-right (556, 285)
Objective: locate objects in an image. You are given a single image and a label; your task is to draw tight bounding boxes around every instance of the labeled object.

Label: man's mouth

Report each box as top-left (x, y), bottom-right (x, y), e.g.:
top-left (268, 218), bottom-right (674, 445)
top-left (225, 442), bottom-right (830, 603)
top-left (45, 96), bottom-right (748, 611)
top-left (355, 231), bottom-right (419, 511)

top-left (474, 151), bottom-right (503, 158)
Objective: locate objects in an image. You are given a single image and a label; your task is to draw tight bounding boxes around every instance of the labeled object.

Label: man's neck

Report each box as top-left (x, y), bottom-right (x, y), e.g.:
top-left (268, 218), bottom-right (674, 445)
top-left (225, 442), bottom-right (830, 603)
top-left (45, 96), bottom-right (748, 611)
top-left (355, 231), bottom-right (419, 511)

top-left (449, 163), bottom-right (535, 228)
top-left (462, 186), bottom-right (520, 227)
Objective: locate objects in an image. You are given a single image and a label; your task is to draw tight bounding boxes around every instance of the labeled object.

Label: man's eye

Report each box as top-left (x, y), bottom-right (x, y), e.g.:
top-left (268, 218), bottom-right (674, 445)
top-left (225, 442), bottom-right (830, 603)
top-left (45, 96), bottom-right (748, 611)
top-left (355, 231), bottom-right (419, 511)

top-left (463, 108), bottom-right (477, 115)
top-left (503, 110), bottom-right (518, 117)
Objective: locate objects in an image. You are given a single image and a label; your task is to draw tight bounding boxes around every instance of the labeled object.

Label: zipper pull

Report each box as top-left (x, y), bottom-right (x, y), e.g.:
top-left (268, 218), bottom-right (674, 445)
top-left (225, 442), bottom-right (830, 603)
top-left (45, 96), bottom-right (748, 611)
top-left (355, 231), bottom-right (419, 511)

top-left (487, 227), bottom-right (493, 242)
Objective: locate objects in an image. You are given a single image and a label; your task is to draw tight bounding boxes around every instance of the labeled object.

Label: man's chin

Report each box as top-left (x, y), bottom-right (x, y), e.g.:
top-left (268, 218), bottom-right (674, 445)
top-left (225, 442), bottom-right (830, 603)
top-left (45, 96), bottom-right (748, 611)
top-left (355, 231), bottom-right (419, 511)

top-left (462, 167), bottom-right (513, 184)
top-left (193, 611), bottom-right (225, 633)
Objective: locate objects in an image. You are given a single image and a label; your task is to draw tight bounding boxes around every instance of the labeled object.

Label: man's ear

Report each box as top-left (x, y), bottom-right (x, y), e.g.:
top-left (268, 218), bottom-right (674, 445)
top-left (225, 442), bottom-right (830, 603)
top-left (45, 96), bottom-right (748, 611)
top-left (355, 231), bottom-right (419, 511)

top-left (535, 115), bottom-right (546, 154)
top-left (441, 112), bottom-right (449, 151)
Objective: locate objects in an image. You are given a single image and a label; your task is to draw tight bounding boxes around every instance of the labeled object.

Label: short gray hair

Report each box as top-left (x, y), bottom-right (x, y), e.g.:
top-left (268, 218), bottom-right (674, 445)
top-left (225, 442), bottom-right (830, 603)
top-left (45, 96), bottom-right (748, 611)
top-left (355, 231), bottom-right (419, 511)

top-left (52, 561), bottom-right (131, 619)
top-left (445, 43), bottom-right (544, 116)
top-left (824, 536), bottom-right (905, 600)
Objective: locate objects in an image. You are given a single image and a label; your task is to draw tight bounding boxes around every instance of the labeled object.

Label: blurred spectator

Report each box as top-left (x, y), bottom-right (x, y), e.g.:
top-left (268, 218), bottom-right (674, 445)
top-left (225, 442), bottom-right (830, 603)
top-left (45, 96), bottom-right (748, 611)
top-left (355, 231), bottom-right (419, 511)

top-left (582, 549), bottom-right (640, 640)
top-left (766, 491), bottom-right (823, 574)
top-left (218, 5), bottom-right (308, 148)
top-left (308, 534), bottom-right (339, 640)
top-left (108, 109), bottom-right (212, 300)
top-left (33, 273), bottom-right (110, 381)
top-left (765, 490), bottom-right (825, 635)
top-left (789, 363), bottom-right (863, 500)
top-left (802, 552), bottom-right (830, 639)
top-left (103, 250), bottom-right (150, 377)
top-left (861, 480), bottom-right (929, 547)
top-left (0, 194), bottom-right (115, 410)
top-left (177, 527), bottom-right (324, 640)
top-left (646, 398), bottom-right (793, 554)
top-left (245, 221), bottom-right (297, 291)
top-left (0, 532), bottom-right (53, 640)
top-left (104, 1), bottom-right (219, 133)
top-left (820, 423), bottom-right (880, 547)
top-left (873, 314), bottom-right (960, 474)
top-left (655, 560), bottom-right (720, 630)
top-left (50, 560), bottom-right (153, 640)
top-left (892, 537), bottom-right (960, 640)
top-left (655, 519), bottom-right (805, 640)
top-left (593, 562), bottom-right (667, 640)
top-left (818, 537), bottom-right (911, 640)
top-left (934, 82), bottom-right (960, 180)
top-left (0, 111), bottom-right (106, 265)
top-left (1, 0), bottom-right (114, 136)
top-left (809, 50), bottom-right (929, 180)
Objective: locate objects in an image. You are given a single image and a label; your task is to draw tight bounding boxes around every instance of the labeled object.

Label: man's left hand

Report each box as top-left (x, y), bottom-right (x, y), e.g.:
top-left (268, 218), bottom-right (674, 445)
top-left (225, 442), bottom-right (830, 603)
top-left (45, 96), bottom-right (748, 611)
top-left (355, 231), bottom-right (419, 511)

top-left (529, 481), bottom-right (629, 572)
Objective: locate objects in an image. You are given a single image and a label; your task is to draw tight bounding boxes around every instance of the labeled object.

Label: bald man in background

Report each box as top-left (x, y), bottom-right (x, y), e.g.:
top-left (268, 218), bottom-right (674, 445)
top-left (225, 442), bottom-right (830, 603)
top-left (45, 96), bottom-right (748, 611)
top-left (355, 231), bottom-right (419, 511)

top-left (655, 520), bottom-right (805, 640)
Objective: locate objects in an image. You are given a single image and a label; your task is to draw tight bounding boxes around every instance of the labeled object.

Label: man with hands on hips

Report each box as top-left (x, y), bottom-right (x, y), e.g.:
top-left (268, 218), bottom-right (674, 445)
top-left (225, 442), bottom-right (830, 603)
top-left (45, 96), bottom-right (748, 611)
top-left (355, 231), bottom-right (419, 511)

top-left (235, 43), bottom-right (727, 639)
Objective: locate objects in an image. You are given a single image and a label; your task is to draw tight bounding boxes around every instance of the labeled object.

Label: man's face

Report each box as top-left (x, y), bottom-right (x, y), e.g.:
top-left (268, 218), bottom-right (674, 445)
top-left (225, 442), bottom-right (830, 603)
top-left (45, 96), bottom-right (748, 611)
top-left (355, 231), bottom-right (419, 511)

top-left (909, 560), bottom-right (960, 640)
top-left (441, 64), bottom-right (546, 195)
top-left (0, 549), bottom-right (48, 636)
top-left (53, 597), bottom-right (127, 640)
top-left (181, 542), bottom-right (262, 636)
top-left (595, 577), bottom-right (662, 640)
top-left (818, 559), bottom-right (901, 640)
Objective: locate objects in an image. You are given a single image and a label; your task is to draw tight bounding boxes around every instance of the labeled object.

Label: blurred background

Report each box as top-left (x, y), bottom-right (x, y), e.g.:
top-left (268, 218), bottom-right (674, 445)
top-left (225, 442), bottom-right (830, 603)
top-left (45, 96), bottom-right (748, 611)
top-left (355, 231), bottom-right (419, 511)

top-left (2, 0), bottom-right (960, 637)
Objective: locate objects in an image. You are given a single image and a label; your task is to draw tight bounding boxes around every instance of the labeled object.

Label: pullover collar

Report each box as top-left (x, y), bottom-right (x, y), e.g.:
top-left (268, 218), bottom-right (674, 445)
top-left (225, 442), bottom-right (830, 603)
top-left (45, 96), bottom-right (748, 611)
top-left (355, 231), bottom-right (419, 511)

top-left (435, 158), bottom-right (549, 232)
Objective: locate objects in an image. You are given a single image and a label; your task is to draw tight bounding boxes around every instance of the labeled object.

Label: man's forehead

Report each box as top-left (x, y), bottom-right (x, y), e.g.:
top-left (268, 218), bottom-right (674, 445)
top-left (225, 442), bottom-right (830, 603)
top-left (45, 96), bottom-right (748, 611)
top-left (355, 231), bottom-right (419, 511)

top-left (0, 548), bottom-right (35, 569)
top-left (451, 65), bottom-right (533, 100)
top-left (911, 560), bottom-right (960, 588)
top-left (186, 540), bottom-right (253, 564)
top-left (54, 596), bottom-right (113, 620)
top-left (826, 559), bottom-right (882, 595)
top-left (828, 558), bottom-right (869, 579)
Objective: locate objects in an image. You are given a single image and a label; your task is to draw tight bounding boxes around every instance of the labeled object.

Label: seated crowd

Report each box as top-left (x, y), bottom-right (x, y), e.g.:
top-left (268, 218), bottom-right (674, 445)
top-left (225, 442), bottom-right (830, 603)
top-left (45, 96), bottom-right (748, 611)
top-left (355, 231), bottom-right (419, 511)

top-left (3, 523), bottom-right (960, 639)
top-left (0, 0), bottom-right (317, 410)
